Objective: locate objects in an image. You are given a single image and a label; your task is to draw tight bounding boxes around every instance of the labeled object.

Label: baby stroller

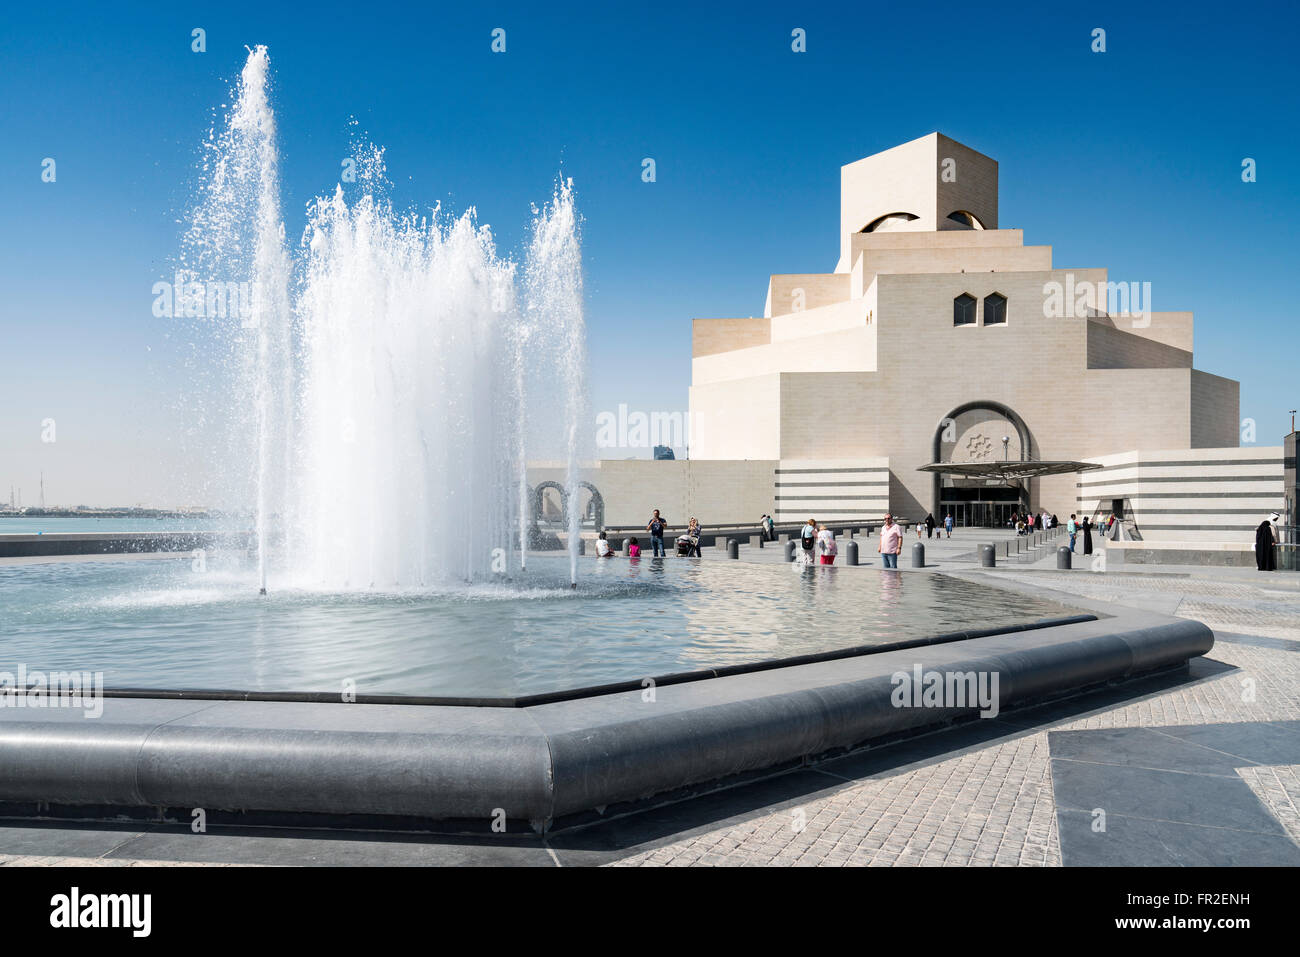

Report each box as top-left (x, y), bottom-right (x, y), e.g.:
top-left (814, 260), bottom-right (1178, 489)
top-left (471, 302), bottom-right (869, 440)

top-left (675, 533), bottom-right (699, 557)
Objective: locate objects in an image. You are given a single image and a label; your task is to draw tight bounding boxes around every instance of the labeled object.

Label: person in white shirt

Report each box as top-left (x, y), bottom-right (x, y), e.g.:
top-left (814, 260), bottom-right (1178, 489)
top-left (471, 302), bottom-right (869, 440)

top-left (594, 532), bottom-right (612, 558)
top-left (878, 515), bottom-right (902, 569)
top-left (817, 524), bottom-right (837, 565)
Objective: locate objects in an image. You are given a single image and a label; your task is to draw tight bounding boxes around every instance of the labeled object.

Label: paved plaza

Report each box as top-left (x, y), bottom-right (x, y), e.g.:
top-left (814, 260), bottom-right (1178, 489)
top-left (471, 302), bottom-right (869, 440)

top-left (611, 536), bottom-right (1300, 866)
top-left (2, 537), bottom-right (1297, 867)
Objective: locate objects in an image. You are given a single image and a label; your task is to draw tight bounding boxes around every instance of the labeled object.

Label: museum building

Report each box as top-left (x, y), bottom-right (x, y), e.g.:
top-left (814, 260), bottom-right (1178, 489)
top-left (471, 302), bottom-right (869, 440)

top-left (534, 133), bottom-right (1285, 564)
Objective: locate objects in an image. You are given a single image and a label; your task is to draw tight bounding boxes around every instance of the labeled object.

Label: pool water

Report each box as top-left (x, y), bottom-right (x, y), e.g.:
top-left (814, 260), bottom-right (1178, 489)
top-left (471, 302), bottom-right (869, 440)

top-left (0, 555), bottom-right (1082, 698)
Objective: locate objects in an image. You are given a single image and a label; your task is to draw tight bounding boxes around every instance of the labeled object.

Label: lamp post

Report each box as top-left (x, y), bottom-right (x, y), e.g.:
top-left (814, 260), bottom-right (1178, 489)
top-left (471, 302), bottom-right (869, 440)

top-left (1002, 435), bottom-right (1022, 519)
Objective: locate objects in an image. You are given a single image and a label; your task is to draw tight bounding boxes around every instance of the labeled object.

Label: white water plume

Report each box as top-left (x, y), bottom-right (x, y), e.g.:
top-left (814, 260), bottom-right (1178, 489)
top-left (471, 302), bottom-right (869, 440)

top-left (524, 182), bottom-right (587, 585)
top-left (178, 46), bottom-right (587, 590)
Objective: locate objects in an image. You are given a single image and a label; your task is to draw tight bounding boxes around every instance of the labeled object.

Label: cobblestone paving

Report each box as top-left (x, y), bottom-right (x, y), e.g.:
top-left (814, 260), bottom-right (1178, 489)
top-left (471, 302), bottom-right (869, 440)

top-left (1238, 765), bottom-right (1300, 846)
top-left (612, 573), bottom-right (1300, 867)
top-left (624, 731), bottom-right (1061, 867)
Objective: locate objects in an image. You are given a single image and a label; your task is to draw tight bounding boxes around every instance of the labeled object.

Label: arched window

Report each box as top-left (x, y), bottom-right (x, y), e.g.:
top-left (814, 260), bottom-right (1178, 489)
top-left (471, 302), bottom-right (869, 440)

top-left (945, 210), bottom-right (985, 230)
top-left (984, 293), bottom-right (1007, 325)
top-left (953, 293), bottom-right (976, 326)
top-left (862, 212), bottom-right (920, 233)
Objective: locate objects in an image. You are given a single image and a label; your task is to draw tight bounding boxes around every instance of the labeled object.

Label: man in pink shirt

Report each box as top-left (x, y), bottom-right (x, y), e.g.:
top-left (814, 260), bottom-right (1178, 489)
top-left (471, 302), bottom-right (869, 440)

top-left (878, 514), bottom-right (903, 569)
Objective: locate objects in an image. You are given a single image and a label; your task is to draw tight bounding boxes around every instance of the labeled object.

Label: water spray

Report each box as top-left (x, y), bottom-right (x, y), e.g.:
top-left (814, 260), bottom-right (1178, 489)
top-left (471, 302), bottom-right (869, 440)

top-left (181, 48), bottom-right (585, 591)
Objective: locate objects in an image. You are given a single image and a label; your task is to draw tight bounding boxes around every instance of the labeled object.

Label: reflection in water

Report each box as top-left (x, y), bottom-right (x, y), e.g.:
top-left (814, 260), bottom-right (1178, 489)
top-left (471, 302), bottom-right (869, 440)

top-left (873, 568), bottom-right (904, 639)
top-left (249, 605), bottom-right (271, 693)
top-left (0, 555), bottom-right (1081, 698)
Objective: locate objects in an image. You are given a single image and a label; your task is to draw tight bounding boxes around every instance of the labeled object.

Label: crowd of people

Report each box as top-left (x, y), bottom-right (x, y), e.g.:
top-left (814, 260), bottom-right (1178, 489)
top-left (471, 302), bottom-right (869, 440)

top-left (796, 514), bottom-right (914, 568)
top-left (595, 511), bottom-right (942, 569)
top-left (910, 513), bottom-right (955, 540)
top-left (1011, 510), bottom-right (1061, 536)
top-left (594, 510), bottom-right (901, 567)
top-left (586, 506), bottom-right (1286, 572)
top-left (595, 511), bottom-right (710, 560)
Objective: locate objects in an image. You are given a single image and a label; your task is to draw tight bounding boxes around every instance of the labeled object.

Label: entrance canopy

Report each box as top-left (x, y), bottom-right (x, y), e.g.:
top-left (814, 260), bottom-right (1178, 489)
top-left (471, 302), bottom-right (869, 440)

top-left (918, 461), bottom-right (1104, 481)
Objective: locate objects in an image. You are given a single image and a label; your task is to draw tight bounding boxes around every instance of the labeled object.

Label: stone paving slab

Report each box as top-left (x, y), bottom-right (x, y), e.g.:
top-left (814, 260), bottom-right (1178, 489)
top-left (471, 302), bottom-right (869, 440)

top-left (1239, 765), bottom-right (1300, 846)
top-left (1049, 723), bottom-right (1300, 865)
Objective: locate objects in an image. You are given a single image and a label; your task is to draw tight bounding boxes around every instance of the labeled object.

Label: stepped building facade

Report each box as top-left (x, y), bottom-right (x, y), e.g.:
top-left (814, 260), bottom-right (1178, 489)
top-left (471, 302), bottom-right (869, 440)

top-left (533, 133), bottom-right (1284, 563)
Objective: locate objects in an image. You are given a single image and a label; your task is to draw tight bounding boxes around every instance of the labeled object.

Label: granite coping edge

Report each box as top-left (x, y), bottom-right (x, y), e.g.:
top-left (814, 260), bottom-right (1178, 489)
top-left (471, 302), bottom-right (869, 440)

top-left (0, 607), bottom-right (1214, 831)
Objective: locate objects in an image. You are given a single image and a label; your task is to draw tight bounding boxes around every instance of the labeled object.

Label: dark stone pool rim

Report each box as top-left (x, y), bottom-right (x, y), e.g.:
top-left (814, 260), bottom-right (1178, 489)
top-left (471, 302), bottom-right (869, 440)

top-left (0, 531), bottom-right (251, 557)
top-left (0, 604), bottom-right (1211, 832)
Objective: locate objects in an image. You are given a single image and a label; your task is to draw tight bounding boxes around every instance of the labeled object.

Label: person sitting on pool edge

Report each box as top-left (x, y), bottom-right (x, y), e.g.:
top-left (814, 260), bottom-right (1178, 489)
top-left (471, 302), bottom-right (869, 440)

top-left (627, 536), bottom-right (641, 558)
top-left (685, 518), bottom-right (702, 557)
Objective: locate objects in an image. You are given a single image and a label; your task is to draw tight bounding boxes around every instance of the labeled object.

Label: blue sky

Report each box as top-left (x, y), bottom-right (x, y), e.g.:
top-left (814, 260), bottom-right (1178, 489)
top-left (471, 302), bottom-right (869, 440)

top-left (1, 0), bottom-right (1297, 505)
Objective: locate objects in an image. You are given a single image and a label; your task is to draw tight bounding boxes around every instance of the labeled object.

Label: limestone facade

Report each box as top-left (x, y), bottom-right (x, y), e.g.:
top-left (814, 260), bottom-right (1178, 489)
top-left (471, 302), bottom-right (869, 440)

top-left (538, 134), bottom-right (1277, 541)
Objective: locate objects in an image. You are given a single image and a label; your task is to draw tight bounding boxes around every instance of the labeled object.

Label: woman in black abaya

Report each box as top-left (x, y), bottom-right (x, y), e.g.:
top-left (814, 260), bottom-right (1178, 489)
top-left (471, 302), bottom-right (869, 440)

top-left (1255, 515), bottom-right (1277, 571)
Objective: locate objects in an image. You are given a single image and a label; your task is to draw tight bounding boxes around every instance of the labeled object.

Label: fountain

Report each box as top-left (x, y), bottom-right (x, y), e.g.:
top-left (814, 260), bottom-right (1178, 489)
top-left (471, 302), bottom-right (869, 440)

top-left (0, 46), bottom-right (1216, 833)
top-left (524, 180), bottom-right (587, 586)
top-left (178, 45), bottom-right (586, 592)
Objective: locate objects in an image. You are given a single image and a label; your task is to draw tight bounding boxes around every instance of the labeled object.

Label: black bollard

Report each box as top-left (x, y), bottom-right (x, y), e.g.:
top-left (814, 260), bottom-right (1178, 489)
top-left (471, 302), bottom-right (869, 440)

top-left (912, 541), bottom-right (925, 568)
top-left (727, 538), bottom-right (739, 559)
top-left (980, 544), bottom-right (996, 567)
top-left (784, 540), bottom-right (796, 562)
top-left (845, 539), bottom-right (859, 566)
top-left (1057, 546), bottom-right (1072, 569)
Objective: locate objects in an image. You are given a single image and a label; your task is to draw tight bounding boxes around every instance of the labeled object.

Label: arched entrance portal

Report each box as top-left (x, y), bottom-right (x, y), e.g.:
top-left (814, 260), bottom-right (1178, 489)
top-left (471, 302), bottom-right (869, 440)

top-left (531, 482), bottom-right (568, 527)
top-left (529, 481), bottom-right (605, 530)
top-left (931, 401), bottom-right (1033, 528)
top-left (571, 482), bottom-right (605, 531)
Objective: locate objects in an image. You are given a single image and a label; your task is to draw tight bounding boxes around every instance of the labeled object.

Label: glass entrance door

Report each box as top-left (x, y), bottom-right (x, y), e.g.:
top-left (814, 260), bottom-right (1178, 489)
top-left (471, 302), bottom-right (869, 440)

top-left (940, 487), bottom-right (1023, 528)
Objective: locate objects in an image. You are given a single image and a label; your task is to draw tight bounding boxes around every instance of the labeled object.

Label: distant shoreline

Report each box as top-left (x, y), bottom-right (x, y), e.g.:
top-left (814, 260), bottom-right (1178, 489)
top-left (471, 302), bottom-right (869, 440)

top-left (0, 510), bottom-right (223, 519)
